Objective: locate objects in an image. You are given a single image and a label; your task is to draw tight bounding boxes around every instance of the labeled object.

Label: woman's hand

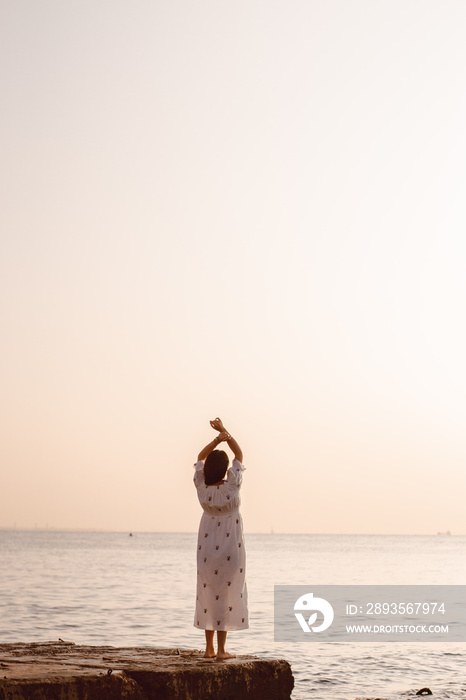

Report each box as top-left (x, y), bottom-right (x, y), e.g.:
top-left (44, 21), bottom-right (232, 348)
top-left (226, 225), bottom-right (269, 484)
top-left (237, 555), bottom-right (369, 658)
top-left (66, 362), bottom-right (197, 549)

top-left (210, 417), bottom-right (226, 432)
top-left (217, 430), bottom-right (231, 443)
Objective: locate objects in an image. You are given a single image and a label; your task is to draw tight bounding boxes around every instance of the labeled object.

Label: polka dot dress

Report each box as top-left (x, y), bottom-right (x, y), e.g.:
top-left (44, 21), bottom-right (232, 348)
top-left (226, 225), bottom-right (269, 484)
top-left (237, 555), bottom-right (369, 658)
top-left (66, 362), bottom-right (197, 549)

top-left (193, 459), bottom-right (249, 631)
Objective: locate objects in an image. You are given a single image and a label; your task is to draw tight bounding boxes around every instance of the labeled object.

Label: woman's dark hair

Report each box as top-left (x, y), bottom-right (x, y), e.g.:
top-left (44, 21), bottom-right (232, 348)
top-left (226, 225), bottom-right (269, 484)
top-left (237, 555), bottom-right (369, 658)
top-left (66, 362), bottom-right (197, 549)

top-left (204, 450), bottom-right (229, 485)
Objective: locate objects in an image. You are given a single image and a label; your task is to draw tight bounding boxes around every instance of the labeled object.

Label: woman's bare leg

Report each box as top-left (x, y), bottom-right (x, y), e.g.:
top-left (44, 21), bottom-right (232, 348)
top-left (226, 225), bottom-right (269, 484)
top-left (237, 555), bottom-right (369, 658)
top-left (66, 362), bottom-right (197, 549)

top-left (216, 631), bottom-right (235, 659)
top-left (204, 630), bottom-right (216, 658)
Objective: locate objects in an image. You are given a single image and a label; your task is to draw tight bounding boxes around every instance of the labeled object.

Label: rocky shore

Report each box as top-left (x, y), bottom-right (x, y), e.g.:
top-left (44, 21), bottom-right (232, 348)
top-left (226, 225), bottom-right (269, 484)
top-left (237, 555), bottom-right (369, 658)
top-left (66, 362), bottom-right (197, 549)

top-left (0, 641), bottom-right (294, 700)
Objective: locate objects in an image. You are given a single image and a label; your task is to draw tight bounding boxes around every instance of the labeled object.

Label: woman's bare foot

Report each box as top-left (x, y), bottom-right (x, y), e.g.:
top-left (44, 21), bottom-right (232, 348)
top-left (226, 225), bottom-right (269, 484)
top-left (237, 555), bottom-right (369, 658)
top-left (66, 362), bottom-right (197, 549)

top-left (215, 631), bottom-right (234, 660)
top-left (204, 630), bottom-right (216, 658)
top-left (216, 650), bottom-right (236, 660)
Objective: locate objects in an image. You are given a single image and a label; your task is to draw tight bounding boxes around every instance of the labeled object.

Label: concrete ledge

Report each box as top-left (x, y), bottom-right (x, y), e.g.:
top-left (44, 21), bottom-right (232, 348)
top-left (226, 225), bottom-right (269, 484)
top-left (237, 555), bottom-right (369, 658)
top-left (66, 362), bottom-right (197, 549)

top-left (0, 642), bottom-right (294, 700)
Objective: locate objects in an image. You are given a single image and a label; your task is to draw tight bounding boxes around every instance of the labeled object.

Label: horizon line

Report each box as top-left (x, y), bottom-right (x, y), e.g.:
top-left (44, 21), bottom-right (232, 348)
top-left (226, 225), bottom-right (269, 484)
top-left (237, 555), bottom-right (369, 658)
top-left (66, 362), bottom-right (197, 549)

top-left (0, 527), bottom-right (460, 536)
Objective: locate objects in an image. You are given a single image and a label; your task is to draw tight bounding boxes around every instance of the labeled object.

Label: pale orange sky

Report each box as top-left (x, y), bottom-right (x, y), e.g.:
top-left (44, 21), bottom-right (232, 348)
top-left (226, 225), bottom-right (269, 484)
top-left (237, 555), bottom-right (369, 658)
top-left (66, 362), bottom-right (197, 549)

top-left (1, 0), bottom-right (465, 534)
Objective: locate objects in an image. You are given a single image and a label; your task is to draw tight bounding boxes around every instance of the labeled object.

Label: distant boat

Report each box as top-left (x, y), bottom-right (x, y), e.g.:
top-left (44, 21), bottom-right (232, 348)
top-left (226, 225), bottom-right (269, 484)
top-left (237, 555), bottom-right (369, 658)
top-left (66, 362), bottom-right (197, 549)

top-left (129, 533), bottom-right (133, 537)
top-left (437, 530), bottom-right (451, 535)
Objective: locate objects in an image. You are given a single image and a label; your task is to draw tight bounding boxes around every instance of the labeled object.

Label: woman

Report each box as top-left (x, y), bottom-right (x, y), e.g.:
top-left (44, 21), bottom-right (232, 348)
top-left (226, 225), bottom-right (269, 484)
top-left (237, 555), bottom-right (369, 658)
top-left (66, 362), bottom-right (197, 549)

top-left (193, 417), bottom-right (249, 659)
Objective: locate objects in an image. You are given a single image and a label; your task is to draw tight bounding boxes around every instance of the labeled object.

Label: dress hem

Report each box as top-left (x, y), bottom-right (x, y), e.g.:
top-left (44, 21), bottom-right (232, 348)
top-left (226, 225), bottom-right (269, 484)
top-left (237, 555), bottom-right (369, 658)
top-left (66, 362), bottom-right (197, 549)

top-left (193, 624), bottom-right (250, 631)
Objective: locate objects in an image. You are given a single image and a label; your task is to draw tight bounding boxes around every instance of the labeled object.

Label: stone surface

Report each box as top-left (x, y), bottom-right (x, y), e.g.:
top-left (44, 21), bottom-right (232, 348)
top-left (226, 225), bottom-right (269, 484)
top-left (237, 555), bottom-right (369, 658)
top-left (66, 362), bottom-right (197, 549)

top-left (0, 642), bottom-right (294, 700)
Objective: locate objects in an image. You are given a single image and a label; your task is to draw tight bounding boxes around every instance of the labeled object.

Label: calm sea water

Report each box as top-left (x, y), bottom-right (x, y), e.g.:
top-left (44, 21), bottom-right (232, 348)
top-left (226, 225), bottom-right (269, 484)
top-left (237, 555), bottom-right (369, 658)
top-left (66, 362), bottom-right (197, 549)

top-left (1, 531), bottom-right (465, 700)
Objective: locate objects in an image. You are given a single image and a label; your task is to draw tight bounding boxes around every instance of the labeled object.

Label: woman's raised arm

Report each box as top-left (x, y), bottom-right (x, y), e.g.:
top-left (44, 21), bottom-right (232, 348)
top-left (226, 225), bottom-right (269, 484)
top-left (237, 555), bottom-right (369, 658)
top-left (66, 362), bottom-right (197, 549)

top-left (210, 418), bottom-right (243, 463)
top-left (226, 434), bottom-right (243, 463)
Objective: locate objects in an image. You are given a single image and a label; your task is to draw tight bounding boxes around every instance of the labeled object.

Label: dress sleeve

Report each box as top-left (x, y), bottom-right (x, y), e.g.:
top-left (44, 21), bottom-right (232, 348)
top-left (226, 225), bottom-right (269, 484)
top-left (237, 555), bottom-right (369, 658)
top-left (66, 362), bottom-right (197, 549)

top-left (227, 458), bottom-right (246, 487)
top-left (193, 460), bottom-right (205, 487)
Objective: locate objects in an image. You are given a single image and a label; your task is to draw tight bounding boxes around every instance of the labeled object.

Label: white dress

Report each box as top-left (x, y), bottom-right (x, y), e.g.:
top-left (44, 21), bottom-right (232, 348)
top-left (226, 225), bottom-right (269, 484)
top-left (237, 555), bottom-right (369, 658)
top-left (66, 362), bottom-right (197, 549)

top-left (193, 458), bottom-right (249, 631)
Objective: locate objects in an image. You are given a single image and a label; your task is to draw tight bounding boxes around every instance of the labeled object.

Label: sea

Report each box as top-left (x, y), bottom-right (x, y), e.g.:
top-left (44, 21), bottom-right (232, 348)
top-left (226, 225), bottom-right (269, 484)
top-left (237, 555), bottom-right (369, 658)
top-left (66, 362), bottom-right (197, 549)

top-left (1, 531), bottom-right (465, 700)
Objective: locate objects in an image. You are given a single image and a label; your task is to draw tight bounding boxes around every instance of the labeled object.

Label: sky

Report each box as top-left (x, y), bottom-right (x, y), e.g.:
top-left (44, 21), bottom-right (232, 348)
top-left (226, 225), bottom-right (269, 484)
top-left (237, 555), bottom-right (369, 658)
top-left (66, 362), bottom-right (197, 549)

top-left (1, 0), bottom-right (465, 534)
